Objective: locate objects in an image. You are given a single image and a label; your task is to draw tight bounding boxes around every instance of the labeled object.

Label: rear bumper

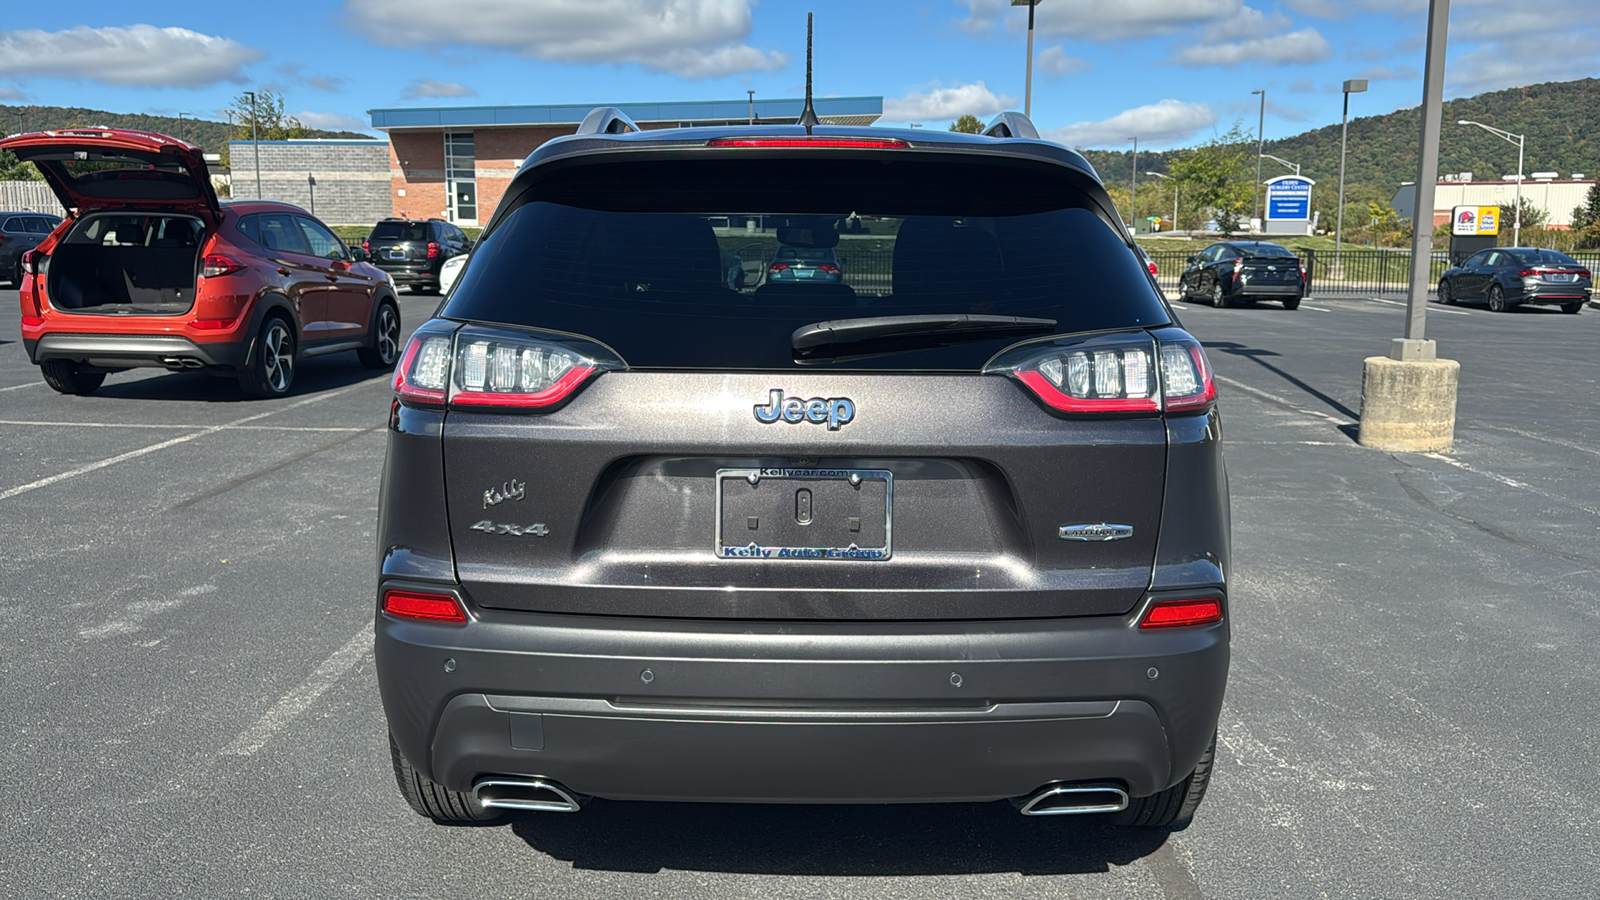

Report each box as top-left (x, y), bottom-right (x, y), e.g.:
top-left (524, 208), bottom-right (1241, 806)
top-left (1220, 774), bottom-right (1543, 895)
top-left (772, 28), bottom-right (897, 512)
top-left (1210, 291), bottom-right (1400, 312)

top-left (28, 332), bottom-right (245, 370)
top-left (376, 264), bottom-right (438, 286)
top-left (1239, 283), bottom-right (1303, 297)
top-left (1516, 284), bottom-right (1592, 304)
top-left (376, 587), bottom-right (1230, 803)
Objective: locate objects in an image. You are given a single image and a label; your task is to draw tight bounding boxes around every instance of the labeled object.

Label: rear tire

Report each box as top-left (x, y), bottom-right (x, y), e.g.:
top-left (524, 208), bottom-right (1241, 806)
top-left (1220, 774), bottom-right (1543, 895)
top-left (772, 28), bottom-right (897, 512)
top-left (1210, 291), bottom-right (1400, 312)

top-left (1488, 285), bottom-right (1511, 312)
top-left (40, 360), bottom-right (105, 395)
top-left (1437, 280), bottom-right (1455, 305)
top-left (1282, 295), bottom-right (1301, 311)
top-left (389, 732), bottom-right (503, 824)
top-left (1113, 732), bottom-right (1216, 828)
top-left (1211, 282), bottom-right (1228, 308)
top-left (358, 300), bottom-right (401, 369)
top-left (239, 316), bottom-right (296, 398)
top-left (1561, 302), bottom-right (1583, 314)
top-left (10, 259), bottom-right (21, 288)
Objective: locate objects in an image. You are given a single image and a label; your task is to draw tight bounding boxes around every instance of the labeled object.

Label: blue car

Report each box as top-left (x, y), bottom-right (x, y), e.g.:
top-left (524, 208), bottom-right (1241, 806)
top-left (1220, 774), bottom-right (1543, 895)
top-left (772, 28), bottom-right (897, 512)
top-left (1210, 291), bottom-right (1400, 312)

top-left (1437, 247), bottom-right (1592, 313)
top-left (766, 245), bottom-right (842, 283)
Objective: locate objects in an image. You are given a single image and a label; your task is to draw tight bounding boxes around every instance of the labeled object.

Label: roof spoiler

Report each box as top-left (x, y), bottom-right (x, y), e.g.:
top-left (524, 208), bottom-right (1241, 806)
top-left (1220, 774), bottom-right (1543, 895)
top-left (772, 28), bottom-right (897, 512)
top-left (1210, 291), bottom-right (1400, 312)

top-left (982, 112), bottom-right (1040, 140)
top-left (575, 107), bottom-right (641, 136)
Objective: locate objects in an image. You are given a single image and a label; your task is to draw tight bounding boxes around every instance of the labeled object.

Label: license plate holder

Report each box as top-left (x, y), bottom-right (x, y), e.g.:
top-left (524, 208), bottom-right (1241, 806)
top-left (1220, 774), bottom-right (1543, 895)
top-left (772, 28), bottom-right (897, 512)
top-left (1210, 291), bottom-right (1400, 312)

top-left (1548, 273), bottom-right (1574, 282)
top-left (388, 248), bottom-right (407, 260)
top-left (716, 468), bottom-right (891, 560)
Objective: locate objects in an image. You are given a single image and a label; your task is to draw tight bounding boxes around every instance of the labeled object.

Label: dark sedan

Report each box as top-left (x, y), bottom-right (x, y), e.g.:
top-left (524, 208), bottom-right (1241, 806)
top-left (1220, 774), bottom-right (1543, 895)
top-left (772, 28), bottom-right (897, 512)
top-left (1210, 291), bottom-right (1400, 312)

top-left (1437, 248), bottom-right (1592, 313)
top-left (1179, 241), bottom-right (1306, 310)
top-left (1, 211), bottom-right (62, 286)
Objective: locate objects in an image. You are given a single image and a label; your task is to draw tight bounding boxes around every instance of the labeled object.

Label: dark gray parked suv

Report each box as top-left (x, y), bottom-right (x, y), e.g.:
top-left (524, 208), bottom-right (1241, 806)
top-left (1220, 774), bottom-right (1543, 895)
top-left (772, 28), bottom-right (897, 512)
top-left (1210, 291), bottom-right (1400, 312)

top-left (375, 110), bottom-right (1230, 828)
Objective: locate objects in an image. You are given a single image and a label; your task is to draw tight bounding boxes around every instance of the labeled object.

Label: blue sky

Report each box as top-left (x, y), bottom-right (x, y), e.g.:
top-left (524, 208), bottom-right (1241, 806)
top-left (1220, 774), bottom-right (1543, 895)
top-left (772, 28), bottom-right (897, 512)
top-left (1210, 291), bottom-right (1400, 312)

top-left (2, 0), bottom-right (1597, 150)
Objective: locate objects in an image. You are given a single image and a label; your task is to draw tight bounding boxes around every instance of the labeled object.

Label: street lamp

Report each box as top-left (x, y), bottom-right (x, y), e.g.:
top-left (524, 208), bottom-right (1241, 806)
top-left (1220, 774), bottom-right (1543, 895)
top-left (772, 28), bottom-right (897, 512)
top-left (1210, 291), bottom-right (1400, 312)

top-left (1458, 119), bottom-right (1526, 245)
top-left (1251, 89), bottom-right (1265, 231)
top-left (1260, 153), bottom-right (1300, 176)
top-left (1336, 78), bottom-right (1367, 274)
top-left (1147, 171), bottom-right (1178, 232)
top-left (1128, 136), bottom-right (1138, 231)
top-left (243, 90), bottom-right (261, 200)
top-left (1011, 0), bottom-right (1043, 117)
top-left (747, 90), bottom-right (755, 125)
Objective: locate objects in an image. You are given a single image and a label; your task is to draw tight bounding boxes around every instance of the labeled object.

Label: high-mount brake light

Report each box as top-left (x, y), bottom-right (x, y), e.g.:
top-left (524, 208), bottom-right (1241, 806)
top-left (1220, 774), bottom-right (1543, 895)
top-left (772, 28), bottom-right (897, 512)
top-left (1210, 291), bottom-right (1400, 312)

top-left (393, 326), bottom-right (624, 411)
top-left (200, 255), bottom-right (243, 278)
top-left (989, 333), bottom-right (1215, 415)
top-left (382, 589), bottom-right (467, 624)
top-left (707, 137), bottom-right (910, 150)
top-left (1139, 598), bottom-right (1224, 629)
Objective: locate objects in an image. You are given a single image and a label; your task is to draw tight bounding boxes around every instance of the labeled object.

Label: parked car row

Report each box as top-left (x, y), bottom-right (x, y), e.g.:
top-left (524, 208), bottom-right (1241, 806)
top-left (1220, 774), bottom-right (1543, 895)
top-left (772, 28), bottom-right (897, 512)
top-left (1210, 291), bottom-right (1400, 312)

top-left (1437, 248), bottom-right (1592, 313)
top-left (1, 210), bottom-right (63, 287)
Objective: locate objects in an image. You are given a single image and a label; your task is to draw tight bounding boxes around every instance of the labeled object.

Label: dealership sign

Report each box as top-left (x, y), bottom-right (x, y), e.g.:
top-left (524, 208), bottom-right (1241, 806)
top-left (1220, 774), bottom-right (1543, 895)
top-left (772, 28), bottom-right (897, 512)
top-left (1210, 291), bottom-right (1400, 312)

top-left (1451, 205), bottom-right (1500, 236)
top-left (1264, 176), bottom-right (1314, 221)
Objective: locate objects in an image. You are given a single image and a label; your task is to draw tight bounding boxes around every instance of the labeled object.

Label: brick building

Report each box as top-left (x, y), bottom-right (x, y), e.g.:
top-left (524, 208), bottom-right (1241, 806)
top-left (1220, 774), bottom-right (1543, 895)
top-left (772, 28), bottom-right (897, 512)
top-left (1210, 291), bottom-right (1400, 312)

top-left (226, 139), bottom-right (391, 225)
top-left (368, 96), bottom-right (883, 226)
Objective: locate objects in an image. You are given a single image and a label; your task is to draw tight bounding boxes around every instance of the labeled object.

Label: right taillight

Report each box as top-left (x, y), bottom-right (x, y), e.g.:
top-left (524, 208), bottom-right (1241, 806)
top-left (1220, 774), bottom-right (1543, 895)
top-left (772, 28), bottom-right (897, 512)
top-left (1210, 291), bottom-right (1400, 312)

top-left (987, 332), bottom-right (1215, 415)
top-left (201, 255), bottom-right (244, 278)
top-left (393, 324), bottom-right (624, 411)
top-left (1139, 598), bottom-right (1223, 629)
top-left (382, 589), bottom-right (467, 624)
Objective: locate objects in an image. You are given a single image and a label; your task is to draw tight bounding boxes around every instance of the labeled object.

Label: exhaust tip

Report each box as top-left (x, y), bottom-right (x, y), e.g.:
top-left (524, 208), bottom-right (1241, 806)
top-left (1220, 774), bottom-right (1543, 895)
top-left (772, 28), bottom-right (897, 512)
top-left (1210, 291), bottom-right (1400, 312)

top-left (1016, 783), bottom-right (1130, 816)
top-left (472, 777), bottom-right (583, 813)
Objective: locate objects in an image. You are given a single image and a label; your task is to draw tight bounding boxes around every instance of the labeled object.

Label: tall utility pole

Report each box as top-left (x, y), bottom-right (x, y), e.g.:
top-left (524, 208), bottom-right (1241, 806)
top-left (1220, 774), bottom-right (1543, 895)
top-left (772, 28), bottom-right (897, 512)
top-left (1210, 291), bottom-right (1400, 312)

top-left (1336, 79), bottom-right (1368, 274)
top-left (1012, 0), bottom-right (1042, 117)
top-left (1147, 172), bottom-right (1178, 232)
top-left (1458, 119), bottom-right (1526, 245)
top-left (1251, 89), bottom-right (1265, 231)
top-left (244, 91), bottom-right (262, 200)
top-left (1128, 136), bottom-right (1138, 231)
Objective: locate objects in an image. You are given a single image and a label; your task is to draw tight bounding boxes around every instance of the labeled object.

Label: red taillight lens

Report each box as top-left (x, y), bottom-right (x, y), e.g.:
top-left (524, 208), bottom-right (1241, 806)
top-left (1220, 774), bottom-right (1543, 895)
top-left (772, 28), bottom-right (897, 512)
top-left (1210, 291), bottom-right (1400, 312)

top-left (394, 325), bottom-right (625, 411)
top-left (1518, 269), bottom-right (1534, 277)
top-left (362, 239), bottom-right (370, 252)
top-left (382, 589), bottom-right (467, 623)
top-left (1580, 269), bottom-right (1592, 279)
top-left (1147, 261), bottom-right (1159, 277)
top-left (707, 137), bottom-right (910, 149)
top-left (1231, 258), bottom-right (1243, 275)
top-left (1139, 598), bottom-right (1224, 629)
top-left (1299, 260), bottom-right (1307, 280)
top-left (769, 263), bottom-right (789, 271)
top-left (819, 263), bottom-right (840, 273)
top-left (22, 249), bottom-right (45, 275)
top-left (990, 333), bottom-right (1215, 415)
top-left (427, 242), bottom-right (441, 259)
top-left (201, 255), bottom-right (244, 278)
top-left (21, 316), bottom-right (44, 327)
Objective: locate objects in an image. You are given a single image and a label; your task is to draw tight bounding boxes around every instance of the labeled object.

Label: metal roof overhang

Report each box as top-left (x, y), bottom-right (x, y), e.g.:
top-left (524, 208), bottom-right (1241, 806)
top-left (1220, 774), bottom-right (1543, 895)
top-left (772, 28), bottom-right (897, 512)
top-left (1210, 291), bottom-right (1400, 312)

top-left (369, 96), bottom-right (883, 132)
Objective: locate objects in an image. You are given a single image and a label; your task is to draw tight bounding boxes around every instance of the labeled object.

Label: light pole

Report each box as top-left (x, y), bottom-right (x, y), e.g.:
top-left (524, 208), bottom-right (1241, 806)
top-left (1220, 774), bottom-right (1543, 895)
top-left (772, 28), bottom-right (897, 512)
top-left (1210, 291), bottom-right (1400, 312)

top-left (1128, 136), bottom-right (1138, 231)
top-left (1012, 0), bottom-right (1042, 117)
top-left (1251, 89), bottom-right (1265, 231)
top-left (243, 90), bottom-right (261, 200)
top-left (1260, 154), bottom-right (1299, 176)
top-left (1458, 119), bottom-right (1525, 245)
top-left (747, 90), bottom-right (755, 125)
top-left (1147, 172), bottom-right (1178, 232)
top-left (1335, 79), bottom-right (1367, 273)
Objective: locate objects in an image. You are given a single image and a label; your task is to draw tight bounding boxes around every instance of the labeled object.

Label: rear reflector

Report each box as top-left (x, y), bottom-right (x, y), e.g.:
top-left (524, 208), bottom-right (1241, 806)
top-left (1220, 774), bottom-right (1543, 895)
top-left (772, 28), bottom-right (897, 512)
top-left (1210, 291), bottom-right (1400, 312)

top-left (707, 137), bottom-right (910, 150)
top-left (21, 316), bottom-right (44, 327)
top-left (382, 589), bottom-right (467, 623)
top-left (190, 318), bottom-right (237, 330)
top-left (1139, 598), bottom-right (1224, 629)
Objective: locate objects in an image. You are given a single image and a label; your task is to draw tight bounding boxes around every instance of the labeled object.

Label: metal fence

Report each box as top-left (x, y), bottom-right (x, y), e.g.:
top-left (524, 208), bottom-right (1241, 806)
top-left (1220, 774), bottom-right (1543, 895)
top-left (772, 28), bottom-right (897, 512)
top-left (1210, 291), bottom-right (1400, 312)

top-left (0, 181), bottom-right (64, 216)
top-left (1147, 248), bottom-right (1600, 297)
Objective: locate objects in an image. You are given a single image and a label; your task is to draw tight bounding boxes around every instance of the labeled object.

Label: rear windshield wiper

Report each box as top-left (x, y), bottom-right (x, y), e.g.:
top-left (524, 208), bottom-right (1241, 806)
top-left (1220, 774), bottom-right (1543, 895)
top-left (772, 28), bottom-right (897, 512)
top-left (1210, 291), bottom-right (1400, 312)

top-left (792, 314), bottom-right (1057, 362)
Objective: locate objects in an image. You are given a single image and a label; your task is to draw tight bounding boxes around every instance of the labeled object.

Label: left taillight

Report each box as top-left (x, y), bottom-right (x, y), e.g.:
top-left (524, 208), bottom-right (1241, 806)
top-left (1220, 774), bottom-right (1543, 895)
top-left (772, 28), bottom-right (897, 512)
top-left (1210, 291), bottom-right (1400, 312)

top-left (427, 242), bottom-right (441, 259)
top-left (987, 332), bottom-right (1215, 415)
top-left (393, 323), bottom-right (625, 411)
top-left (1139, 597), bottom-right (1223, 629)
top-left (382, 589), bottom-right (467, 624)
top-left (22, 249), bottom-right (47, 277)
top-left (201, 255), bottom-right (244, 277)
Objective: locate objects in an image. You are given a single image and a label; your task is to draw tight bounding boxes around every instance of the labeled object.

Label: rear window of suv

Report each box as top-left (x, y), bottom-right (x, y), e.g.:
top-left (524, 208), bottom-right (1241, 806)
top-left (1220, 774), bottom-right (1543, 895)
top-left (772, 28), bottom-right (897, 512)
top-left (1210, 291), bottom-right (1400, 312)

top-left (371, 221), bottom-right (429, 241)
top-left (444, 156), bottom-right (1170, 371)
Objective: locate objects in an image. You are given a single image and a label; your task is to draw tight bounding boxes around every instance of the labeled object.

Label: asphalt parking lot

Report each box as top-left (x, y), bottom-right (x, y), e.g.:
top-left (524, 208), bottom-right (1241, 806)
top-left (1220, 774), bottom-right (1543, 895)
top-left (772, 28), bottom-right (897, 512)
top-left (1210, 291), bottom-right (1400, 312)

top-left (3, 288), bottom-right (1599, 898)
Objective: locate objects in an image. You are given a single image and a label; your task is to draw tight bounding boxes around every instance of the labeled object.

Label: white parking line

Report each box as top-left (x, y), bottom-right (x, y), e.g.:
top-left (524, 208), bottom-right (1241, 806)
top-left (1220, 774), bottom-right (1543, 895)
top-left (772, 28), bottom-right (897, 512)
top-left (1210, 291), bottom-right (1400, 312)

top-left (0, 419), bottom-right (367, 432)
top-left (1300, 304), bottom-right (1333, 312)
top-left (0, 382), bottom-right (41, 392)
top-left (1213, 374), bottom-right (1357, 426)
top-left (1366, 296), bottom-right (1470, 316)
top-left (0, 383), bottom-right (369, 502)
top-left (220, 623), bottom-right (373, 757)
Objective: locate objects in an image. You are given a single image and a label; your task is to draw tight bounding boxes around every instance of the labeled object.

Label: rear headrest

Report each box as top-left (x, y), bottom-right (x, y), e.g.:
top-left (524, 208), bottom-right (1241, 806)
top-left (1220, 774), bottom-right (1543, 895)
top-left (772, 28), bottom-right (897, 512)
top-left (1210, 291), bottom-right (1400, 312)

top-left (113, 222), bottom-right (145, 246)
top-left (892, 217), bottom-right (1003, 298)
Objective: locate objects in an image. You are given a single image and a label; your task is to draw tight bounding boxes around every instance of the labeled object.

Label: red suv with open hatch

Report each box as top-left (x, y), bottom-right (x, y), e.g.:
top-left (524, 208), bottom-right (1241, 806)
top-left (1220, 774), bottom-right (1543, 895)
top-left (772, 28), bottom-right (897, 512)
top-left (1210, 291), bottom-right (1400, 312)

top-left (2, 128), bottom-right (400, 397)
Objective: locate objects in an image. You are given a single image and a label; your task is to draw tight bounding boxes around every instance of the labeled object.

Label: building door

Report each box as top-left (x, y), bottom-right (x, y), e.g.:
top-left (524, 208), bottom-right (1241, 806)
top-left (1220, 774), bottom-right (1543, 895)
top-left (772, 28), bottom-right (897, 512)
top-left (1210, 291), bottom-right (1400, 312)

top-left (445, 132), bottom-right (477, 226)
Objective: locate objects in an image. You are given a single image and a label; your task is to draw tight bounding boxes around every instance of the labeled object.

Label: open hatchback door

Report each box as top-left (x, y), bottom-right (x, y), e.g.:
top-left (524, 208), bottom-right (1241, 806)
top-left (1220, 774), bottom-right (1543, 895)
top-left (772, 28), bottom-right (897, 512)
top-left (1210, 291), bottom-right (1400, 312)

top-left (0, 128), bottom-right (221, 225)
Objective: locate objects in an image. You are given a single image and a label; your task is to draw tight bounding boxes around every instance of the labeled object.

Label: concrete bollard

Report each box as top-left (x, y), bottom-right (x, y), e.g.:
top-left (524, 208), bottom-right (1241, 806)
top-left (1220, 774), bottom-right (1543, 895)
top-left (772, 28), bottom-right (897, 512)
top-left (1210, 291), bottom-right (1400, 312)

top-left (1358, 339), bottom-right (1459, 452)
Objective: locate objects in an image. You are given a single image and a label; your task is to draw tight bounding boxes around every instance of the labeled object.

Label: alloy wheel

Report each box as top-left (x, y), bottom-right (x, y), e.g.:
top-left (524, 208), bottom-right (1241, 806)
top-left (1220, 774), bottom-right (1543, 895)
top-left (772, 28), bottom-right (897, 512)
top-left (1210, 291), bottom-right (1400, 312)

top-left (1211, 283), bottom-right (1226, 308)
top-left (1488, 286), bottom-right (1508, 312)
top-left (263, 321), bottom-right (294, 392)
top-left (377, 305), bottom-right (400, 365)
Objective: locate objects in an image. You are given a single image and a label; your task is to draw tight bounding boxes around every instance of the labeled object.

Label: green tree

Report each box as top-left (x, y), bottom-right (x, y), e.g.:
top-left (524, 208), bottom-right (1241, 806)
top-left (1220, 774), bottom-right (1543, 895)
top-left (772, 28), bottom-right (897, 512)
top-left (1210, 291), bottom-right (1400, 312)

top-left (1568, 183), bottom-right (1600, 231)
top-left (1498, 196), bottom-right (1547, 234)
top-left (227, 90), bottom-right (309, 142)
top-left (1168, 122), bottom-right (1255, 233)
top-left (948, 114), bottom-right (984, 134)
top-left (0, 148), bottom-right (44, 181)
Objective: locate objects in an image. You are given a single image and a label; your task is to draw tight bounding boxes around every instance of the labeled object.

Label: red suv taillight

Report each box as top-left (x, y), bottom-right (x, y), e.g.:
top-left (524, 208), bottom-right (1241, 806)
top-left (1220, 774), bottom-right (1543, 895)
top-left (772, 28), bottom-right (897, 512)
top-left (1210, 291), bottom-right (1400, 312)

top-left (1139, 598), bottom-right (1223, 629)
top-left (987, 332), bottom-right (1215, 415)
top-left (427, 242), bottom-right (441, 259)
top-left (201, 255), bottom-right (244, 277)
top-left (382, 589), bottom-right (467, 623)
top-left (393, 325), bottom-right (625, 411)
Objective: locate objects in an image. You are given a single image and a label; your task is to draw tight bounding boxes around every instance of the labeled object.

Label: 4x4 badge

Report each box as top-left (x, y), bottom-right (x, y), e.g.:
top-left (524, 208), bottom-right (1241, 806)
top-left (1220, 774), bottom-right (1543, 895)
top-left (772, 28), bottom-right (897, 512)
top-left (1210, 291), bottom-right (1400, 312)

top-left (753, 389), bottom-right (855, 430)
top-left (471, 520), bottom-right (548, 537)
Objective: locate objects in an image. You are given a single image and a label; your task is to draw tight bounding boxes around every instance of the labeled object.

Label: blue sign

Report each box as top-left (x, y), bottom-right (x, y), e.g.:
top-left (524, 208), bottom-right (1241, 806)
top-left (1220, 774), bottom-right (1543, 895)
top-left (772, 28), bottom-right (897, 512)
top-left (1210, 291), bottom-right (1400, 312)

top-left (1265, 177), bottom-right (1313, 220)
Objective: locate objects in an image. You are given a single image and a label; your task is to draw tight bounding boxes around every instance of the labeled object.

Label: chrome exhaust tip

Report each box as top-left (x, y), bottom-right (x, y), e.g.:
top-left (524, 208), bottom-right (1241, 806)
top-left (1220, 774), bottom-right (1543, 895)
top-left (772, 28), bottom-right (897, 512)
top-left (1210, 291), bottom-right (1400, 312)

top-left (472, 777), bottom-right (583, 813)
top-left (1016, 783), bottom-right (1130, 816)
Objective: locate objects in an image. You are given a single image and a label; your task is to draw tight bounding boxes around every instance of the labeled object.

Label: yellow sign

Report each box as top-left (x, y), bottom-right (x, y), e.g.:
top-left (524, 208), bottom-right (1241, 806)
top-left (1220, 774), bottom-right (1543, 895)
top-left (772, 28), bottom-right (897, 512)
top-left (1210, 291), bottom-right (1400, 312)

top-left (1451, 205), bottom-right (1500, 236)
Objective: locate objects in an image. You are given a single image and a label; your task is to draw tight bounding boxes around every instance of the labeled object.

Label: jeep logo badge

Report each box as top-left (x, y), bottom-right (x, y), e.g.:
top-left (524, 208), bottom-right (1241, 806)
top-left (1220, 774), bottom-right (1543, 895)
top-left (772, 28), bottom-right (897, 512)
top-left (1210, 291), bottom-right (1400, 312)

top-left (753, 389), bottom-right (855, 430)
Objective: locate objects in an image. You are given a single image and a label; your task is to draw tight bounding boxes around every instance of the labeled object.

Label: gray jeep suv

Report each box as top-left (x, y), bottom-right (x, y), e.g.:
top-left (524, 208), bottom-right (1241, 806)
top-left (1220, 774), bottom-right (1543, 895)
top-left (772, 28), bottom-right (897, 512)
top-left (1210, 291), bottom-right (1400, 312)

top-left (375, 110), bottom-right (1230, 828)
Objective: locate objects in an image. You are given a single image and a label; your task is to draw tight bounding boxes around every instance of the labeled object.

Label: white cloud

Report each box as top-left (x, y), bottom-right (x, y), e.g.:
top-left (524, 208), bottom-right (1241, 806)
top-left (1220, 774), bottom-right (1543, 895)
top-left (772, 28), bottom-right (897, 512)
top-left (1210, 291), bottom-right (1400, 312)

top-left (1042, 99), bottom-right (1218, 149)
top-left (1354, 65), bottom-right (1417, 82)
top-left (1175, 27), bottom-right (1331, 67)
top-left (1199, 5), bottom-right (1289, 42)
top-left (344, 0), bottom-right (788, 79)
top-left (403, 79), bottom-right (477, 99)
top-left (883, 81), bottom-right (1016, 123)
top-left (1445, 0), bottom-right (1600, 95)
top-left (0, 26), bottom-right (262, 88)
top-left (295, 111), bottom-right (374, 133)
top-left (1036, 46), bottom-right (1091, 78)
top-left (0, 85), bottom-right (25, 100)
top-left (1288, 78), bottom-right (1317, 93)
top-left (960, 0), bottom-right (1245, 41)
top-left (1283, 0), bottom-right (1425, 16)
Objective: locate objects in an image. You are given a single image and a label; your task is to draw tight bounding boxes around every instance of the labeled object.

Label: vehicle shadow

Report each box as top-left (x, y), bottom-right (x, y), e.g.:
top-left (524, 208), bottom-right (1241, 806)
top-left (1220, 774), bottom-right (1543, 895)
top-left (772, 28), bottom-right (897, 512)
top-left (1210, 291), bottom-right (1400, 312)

top-left (508, 800), bottom-right (1177, 876)
top-left (1202, 340), bottom-right (1360, 425)
top-left (92, 358), bottom-right (392, 402)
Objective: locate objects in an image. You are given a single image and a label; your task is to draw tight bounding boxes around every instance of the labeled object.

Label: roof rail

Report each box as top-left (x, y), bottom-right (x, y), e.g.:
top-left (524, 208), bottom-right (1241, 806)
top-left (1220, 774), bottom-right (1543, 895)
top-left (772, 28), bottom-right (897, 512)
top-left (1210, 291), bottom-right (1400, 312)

top-left (576, 107), bottom-right (641, 136)
top-left (982, 112), bottom-right (1040, 140)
